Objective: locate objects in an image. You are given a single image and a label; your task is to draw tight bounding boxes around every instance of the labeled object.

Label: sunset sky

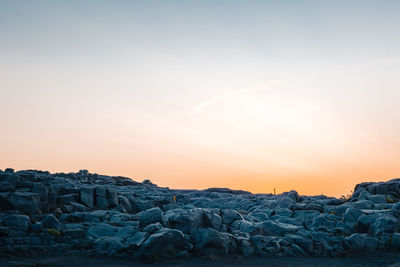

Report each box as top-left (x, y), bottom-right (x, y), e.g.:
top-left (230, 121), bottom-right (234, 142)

top-left (1, 0), bottom-right (400, 197)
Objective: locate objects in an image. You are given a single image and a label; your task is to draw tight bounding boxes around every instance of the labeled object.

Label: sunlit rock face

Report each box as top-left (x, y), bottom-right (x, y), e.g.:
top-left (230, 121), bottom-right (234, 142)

top-left (1, 168), bottom-right (400, 261)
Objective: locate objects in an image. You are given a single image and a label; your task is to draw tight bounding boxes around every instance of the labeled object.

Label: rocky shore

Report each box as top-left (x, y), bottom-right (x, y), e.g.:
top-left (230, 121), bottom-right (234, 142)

top-left (1, 168), bottom-right (400, 262)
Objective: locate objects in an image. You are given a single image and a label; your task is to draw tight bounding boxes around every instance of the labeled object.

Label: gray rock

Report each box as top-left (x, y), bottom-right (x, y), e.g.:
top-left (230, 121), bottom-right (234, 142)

top-left (71, 201), bottom-right (89, 212)
top-left (346, 233), bottom-right (366, 251)
top-left (311, 214), bottom-right (339, 232)
top-left (137, 207), bottom-right (165, 227)
top-left (221, 209), bottom-right (243, 225)
top-left (81, 186), bottom-right (94, 208)
top-left (165, 208), bottom-right (205, 235)
top-left (118, 195), bottom-right (132, 212)
top-left (144, 222), bottom-right (162, 233)
top-left (59, 194), bottom-right (77, 205)
top-left (391, 233), bottom-right (400, 250)
top-left (86, 223), bottom-right (119, 239)
top-left (371, 215), bottom-right (399, 236)
top-left (41, 214), bottom-right (60, 231)
top-left (8, 192), bottom-right (40, 214)
top-left (3, 215), bottom-right (30, 231)
top-left (260, 221), bottom-right (300, 236)
top-left (352, 200), bottom-right (374, 210)
top-left (139, 228), bottom-right (188, 260)
top-left (193, 227), bottom-right (231, 256)
top-left (365, 236), bottom-right (379, 250)
top-left (392, 202), bottom-right (400, 217)
top-left (343, 208), bottom-right (364, 224)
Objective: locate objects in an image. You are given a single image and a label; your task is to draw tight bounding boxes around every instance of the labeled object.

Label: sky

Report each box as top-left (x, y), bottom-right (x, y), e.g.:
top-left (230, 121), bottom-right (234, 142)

top-left (1, 0), bottom-right (400, 196)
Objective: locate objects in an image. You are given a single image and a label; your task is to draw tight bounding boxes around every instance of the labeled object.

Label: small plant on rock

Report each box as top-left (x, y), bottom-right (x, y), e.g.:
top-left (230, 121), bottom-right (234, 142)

top-left (386, 196), bottom-right (396, 203)
top-left (47, 228), bottom-right (61, 237)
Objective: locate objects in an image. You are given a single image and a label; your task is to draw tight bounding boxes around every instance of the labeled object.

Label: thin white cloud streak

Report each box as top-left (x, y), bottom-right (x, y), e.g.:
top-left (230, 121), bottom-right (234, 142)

top-left (189, 80), bottom-right (284, 115)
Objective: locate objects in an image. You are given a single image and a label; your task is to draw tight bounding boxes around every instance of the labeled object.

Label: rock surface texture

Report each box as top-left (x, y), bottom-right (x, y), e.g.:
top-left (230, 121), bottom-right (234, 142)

top-left (1, 168), bottom-right (400, 261)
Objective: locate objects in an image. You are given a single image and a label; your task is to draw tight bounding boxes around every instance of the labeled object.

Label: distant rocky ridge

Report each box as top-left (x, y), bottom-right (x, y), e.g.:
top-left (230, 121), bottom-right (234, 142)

top-left (1, 168), bottom-right (400, 261)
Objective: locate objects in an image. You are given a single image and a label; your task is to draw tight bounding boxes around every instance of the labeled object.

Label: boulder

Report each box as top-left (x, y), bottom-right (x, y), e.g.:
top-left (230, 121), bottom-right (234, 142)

top-left (193, 227), bottom-right (231, 256)
top-left (41, 214), bottom-right (60, 231)
top-left (143, 222), bottom-right (162, 234)
top-left (391, 233), bottom-right (400, 250)
top-left (137, 207), bottom-right (165, 227)
top-left (8, 192), bottom-right (40, 214)
top-left (80, 186), bottom-right (94, 208)
top-left (3, 215), bottom-right (30, 231)
top-left (118, 195), bottom-right (132, 212)
top-left (221, 209), bottom-right (243, 225)
top-left (346, 233), bottom-right (366, 251)
top-left (260, 221), bottom-right (300, 236)
top-left (139, 228), bottom-right (188, 260)
top-left (392, 202), bottom-right (400, 217)
top-left (165, 208), bottom-right (205, 234)
top-left (86, 223), bottom-right (119, 239)
top-left (343, 208), bottom-right (364, 224)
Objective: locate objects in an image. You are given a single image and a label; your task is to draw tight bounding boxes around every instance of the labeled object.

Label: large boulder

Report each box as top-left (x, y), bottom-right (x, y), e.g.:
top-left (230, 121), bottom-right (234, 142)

top-left (136, 207), bottom-right (165, 227)
top-left (165, 208), bottom-right (205, 234)
top-left (86, 223), bottom-right (119, 239)
top-left (7, 192), bottom-right (40, 214)
top-left (3, 215), bottom-right (30, 231)
top-left (193, 227), bottom-right (231, 256)
top-left (41, 214), bottom-right (60, 231)
top-left (392, 202), bottom-right (400, 217)
top-left (139, 228), bottom-right (188, 260)
top-left (346, 233), bottom-right (366, 251)
top-left (260, 221), bottom-right (300, 236)
top-left (311, 214), bottom-right (339, 232)
top-left (221, 209), bottom-right (243, 225)
top-left (343, 208), bottom-right (364, 224)
top-left (81, 186), bottom-right (94, 208)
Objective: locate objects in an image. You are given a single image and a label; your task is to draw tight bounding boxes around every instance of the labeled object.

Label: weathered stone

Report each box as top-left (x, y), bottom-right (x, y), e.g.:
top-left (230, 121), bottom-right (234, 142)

top-left (80, 186), bottom-right (94, 208)
top-left (3, 215), bottom-right (30, 231)
top-left (86, 223), bottom-right (119, 239)
top-left (137, 207), bottom-right (165, 227)
top-left (8, 192), bottom-right (40, 214)
top-left (193, 227), bottom-right (231, 256)
top-left (139, 228), bottom-right (187, 260)
top-left (260, 221), bottom-right (300, 236)
top-left (41, 214), bottom-right (60, 231)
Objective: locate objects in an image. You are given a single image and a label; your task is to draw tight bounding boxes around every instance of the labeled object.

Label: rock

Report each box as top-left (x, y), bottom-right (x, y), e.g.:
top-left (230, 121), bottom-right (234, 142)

top-left (352, 200), bottom-right (374, 210)
top-left (193, 227), bottom-right (231, 256)
top-left (86, 223), bottom-right (119, 239)
top-left (231, 220), bottom-right (260, 236)
top-left (391, 233), bottom-right (400, 250)
top-left (221, 209), bottom-right (243, 225)
top-left (392, 202), bottom-right (400, 217)
top-left (118, 195), bottom-right (132, 212)
top-left (260, 221), bottom-right (300, 236)
top-left (94, 236), bottom-right (126, 255)
top-left (371, 215), bottom-right (399, 236)
top-left (137, 207), bottom-right (165, 227)
top-left (143, 222), bottom-right (162, 234)
top-left (139, 228), bottom-right (188, 260)
top-left (8, 192), bottom-right (40, 214)
top-left (59, 194), bottom-right (77, 205)
top-left (346, 233), bottom-right (366, 251)
top-left (343, 208), bottom-right (364, 224)
top-left (80, 186), bottom-right (94, 208)
top-left (71, 202), bottom-right (88, 212)
top-left (365, 236), bottom-right (379, 250)
top-left (41, 214), bottom-right (60, 231)
top-left (236, 237), bottom-right (255, 257)
top-left (165, 208), bottom-right (205, 235)
top-left (3, 215), bottom-right (30, 231)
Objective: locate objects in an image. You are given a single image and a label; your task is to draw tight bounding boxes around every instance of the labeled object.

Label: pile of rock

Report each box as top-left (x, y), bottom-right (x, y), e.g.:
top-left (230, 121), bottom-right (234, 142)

top-left (1, 168), bottom-right (400, 261)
